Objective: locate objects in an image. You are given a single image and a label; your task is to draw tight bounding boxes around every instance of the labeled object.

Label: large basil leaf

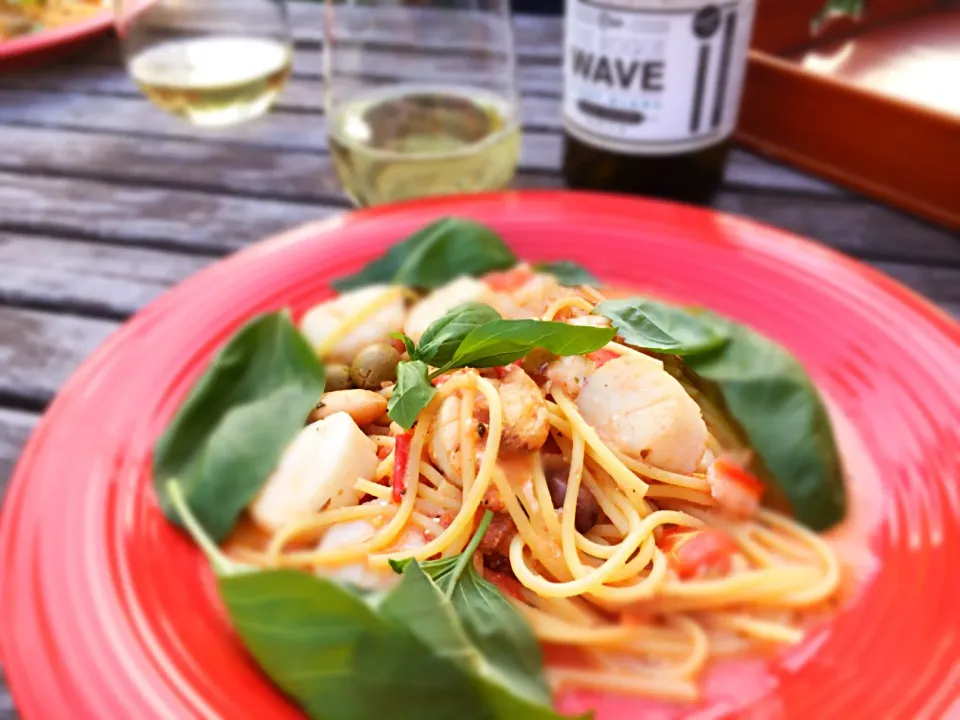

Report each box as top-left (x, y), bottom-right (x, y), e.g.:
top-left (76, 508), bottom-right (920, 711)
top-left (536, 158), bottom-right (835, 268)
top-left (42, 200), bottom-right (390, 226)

top-left (153, 313), bottom-right (325, 542)
top-left (416, 303), bottom-right (502, 367)
top-left (387, 360), bottom-right (436, 430)
top-left (451, 320), bottom-right (616, 369)
top-left (170, 483), bottom-right (566, 720)
top-left (388, 515), bottom-right (560, 717)
top-left (220, 570), bottom-right (484, 719)
top-left (679, 314), bottom-right (845, 530)
top-left (333, 218), bottom-right (518, 292)
top-left (595, 297), bottom-right (728, 355)
top-left (533, 261), bottom-right (598, 287)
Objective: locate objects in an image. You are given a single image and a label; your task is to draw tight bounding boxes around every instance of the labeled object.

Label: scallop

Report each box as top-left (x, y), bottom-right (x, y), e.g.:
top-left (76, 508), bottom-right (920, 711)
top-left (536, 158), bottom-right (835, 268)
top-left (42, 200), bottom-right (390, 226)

top-left (575, 356), bottom-right (707, 474)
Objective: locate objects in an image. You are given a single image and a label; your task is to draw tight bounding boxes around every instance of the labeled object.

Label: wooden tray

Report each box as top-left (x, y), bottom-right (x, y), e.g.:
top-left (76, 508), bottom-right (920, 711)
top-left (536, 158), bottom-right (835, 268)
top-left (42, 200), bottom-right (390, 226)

top-left (737, 0), bottom-right (960, 229)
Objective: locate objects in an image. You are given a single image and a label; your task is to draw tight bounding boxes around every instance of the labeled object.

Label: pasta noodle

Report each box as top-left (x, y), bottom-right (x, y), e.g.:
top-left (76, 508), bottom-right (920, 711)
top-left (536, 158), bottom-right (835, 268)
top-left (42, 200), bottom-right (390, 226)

top-left (227, 278), bottom-right (844, 704)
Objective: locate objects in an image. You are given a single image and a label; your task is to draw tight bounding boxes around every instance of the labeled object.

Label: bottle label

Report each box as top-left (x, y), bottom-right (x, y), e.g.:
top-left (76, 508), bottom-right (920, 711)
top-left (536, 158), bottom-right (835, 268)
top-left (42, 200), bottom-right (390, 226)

top-left (563, 0), bottom-right (757, 155)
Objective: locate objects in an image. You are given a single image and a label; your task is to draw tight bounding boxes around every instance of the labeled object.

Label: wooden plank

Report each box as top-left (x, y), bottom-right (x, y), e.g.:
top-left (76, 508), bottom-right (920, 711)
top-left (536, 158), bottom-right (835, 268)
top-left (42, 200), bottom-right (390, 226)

top-left (68, 7), bottom-right (563, 60)
top-left (0, 408), bottom-right (37, 503)
top-left (285, 5), bottom-right (564, 59)
top-left (0, 89), bottom-right (559, 172)
top-left (0, 93), bottom-right (842, 196)
top-left (0, 171), bottom-right (326, 253)
top-left (78, 41), bottom-right (563, 96)
top-left (713, 192), bottom-right (960, 266)
top-left (0, 234), bottom-right (212, 318)
top-left (0, 125), bottom-right (563, 202)
top-left (0, 307), bottom-right (116, 406)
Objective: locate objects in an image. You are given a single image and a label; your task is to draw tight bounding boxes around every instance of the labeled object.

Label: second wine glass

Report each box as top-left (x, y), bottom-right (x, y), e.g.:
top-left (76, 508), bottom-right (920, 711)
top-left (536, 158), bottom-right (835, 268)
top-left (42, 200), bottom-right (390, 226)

top-left (115, 0), bottom-right (293, 128)
top-left (323, 0), bottom-right (521, 206)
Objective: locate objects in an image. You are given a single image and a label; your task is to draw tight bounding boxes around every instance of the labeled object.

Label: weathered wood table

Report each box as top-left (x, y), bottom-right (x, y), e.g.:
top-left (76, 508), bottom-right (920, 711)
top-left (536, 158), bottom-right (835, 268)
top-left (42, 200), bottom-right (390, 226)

top-left (0, 5), bottom-right (959, 716)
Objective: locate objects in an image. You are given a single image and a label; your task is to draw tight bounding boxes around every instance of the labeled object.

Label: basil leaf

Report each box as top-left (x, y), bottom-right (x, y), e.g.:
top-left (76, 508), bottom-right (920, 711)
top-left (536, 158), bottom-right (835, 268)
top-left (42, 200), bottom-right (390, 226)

top-left (220, 570), bottom-right (483, 720)
top-left (533, 261), bottom-right (598, 287)
top-left (390, 514), bottom-right (558, 715)
top-left (681, 314), bottom-right (846, 530)
top-left (416, 303), bottom-right (502, 366)
top-left (387, 360), bottom-right (436, 429)
top-left (451, 320), bottom-right (616, 369)
top-left (153, 313), bottom-right (325, 542)
top-left (333, 218), bottom-right (518, 292)
top-left (169, 478), bottom-right (484, 719)
top-left (595, 297), bottom-right (728, 355)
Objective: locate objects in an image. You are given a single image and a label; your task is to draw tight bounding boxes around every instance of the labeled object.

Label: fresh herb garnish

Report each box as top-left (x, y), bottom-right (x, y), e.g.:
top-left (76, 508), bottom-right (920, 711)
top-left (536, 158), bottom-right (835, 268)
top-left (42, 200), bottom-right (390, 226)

top-left (387, 360), bottom-right (437, 430)
top-left (333, 218), bottom-right (518, 292)
top-left (532, 261), bottom-right (598, 287)
top-left (675, 313), bottom-right (846, 530)
top-left (168, 486), bottom-right (566, 720)
top-left (388, 304), bottom-right (616, 429)
top-left (153, 312), bottom-right (325, 542)
top-left (448, 319), bottom-right (615, 370)
top-left (594, 297), bottom-right (729, 355)
top-left (333, 218), bottom-right (600, 293)
top-left (390, 513), bottom-right (550, 706)
top-left (416, 302), bottom-right (502, 367)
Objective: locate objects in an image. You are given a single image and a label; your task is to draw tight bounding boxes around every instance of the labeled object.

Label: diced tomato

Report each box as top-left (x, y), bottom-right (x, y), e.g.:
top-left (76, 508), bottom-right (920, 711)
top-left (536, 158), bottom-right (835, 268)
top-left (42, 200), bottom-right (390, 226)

top-left (376, 445), bottom-right (392, 461)
top-left (390, 337), bottom-right (408, 355)
top-left (484, 266), bottom-right (534, 292)
top-left (663, 529), bottom-right (738, 580)
top-left (708, 455), bottom-right (764, 517)
top-left (484, 569), bottom-right (526, 601)
top-left (391, 430), bottom-right (413, 503)
top-left (477, 513), bottom-right (517, 554)
top-left (586, 349), bottom-right (619, 368)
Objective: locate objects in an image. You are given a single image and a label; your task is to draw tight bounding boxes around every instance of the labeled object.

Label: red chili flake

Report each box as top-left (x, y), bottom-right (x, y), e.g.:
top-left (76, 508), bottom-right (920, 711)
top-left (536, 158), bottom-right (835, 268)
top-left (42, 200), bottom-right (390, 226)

top-left (391, 430), bottom-right (414, 503)
top-left (586, 349), bottom-right (619, 368)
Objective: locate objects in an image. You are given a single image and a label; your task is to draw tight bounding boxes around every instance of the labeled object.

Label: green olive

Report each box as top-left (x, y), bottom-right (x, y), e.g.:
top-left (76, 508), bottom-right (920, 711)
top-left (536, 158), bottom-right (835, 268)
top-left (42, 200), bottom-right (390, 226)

top-left (324, 363), bottom-right (353, 392)
top-left (350, 342), bottom-right (401, 391)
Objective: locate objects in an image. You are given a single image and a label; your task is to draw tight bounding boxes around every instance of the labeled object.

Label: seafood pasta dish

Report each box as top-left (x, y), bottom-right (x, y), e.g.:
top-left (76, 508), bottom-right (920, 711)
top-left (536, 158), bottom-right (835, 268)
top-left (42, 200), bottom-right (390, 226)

top-left (156, 218), bottom-right (847, 718)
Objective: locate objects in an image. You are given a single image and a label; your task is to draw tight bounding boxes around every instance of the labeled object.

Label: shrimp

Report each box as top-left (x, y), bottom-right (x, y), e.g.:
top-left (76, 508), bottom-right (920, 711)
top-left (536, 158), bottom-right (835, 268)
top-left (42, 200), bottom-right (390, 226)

top-left (576, 356), bottom-right (707, 474)
top-left (249, 412), bottom-right (379, 532)
top-left (403, 276), bottom-right (492, 342)
top-left (544, 355), bottom-right (596, 399)
top-left (428, 394), bottom-right (467, 481)
top-left (300, 285), bottom-right (406, 363)
top-left (429, 367), bottom-right (547, 479)
top-left (314, 509), bottom-right (426, 590)
top-left (497, 365), bottom-right (549, 452)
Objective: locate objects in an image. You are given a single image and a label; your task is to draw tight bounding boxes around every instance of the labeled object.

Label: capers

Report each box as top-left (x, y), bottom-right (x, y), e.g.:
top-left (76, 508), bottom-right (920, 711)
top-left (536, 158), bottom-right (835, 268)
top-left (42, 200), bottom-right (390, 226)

top-left (350, 342), bottom-right (401, 391)
top-left (325, 363), bottom-right (353, 392)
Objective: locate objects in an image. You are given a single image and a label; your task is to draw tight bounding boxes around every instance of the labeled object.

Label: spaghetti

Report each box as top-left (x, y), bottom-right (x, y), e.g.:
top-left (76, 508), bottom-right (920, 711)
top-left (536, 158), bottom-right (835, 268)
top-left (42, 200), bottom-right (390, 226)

top-left (227, 271), bottom-right (843, 703)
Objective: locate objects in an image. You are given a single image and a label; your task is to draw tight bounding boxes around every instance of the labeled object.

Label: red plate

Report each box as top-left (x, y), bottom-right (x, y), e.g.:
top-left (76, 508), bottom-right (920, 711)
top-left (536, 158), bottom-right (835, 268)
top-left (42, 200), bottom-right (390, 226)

top-left (0, 10), bottom-right (112, 72)
top-left (1, 192), bottom-right (959, 719)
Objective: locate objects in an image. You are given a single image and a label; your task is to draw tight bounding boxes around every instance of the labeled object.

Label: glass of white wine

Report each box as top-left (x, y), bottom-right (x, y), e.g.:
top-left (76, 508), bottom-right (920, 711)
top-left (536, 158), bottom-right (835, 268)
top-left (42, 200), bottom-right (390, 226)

top-left (115, 0), bottom-right (293, 127)
top-left (324, 0), bottom-right (521, 206)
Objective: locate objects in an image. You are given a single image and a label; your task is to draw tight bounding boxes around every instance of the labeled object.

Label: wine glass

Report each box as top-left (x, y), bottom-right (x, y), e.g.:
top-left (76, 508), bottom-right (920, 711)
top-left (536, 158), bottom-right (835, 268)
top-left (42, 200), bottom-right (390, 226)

top-left (114, 0), bottom-right (293, 128)
top-left (323, 0), bottom-right (521, 206)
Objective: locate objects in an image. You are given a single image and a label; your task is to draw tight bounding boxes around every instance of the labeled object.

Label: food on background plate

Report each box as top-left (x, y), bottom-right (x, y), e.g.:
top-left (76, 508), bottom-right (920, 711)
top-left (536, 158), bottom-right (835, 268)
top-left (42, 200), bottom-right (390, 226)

top-left (0, 0), bottom-right (103, 40)
top-left (154, 218), bottom-right (847, 719)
